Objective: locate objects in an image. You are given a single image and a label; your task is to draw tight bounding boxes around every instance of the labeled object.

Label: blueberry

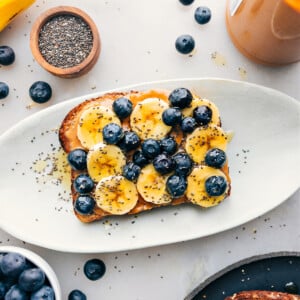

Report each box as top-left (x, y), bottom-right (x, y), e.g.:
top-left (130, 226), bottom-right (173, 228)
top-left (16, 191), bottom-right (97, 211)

top-left (193, 105), bottom-right (212, 125)
top-left (181, 117), bottom-right (197, 133)
top-left (123, 162), bottom-right (141, 182)
top-left (0, 46), bottom-right (15, 66)
top-left (83, 259), bottom-right (106, 281)
top-left (0, 253), bottom-right (26, 278)
top-left (194, 6), bottom-right (212, 25)
top-left (162, 108), bottom-right (182, 126)
top-left (175, 35), bottom-right (195, 55)
top-left (173, 152), bottom-right (193, 177)
top-left (73, 174), bottom-right (94, 194)
top-left (113, 97), bottom-right (133, 119)
top-left (179, 0), bottom-right (194, 5)
top-left (67, 149), bottom-right (87, 171)
top-left (68, 289), bottom-right (87, 300)
top-left (160, 136), bottom-right (177, 155)
top-left (284, 282), bottom-right (299, 294)
top-left (205, 176), bottom-right (227, 196)
top-left (29, 81), bottom-right (52, 104)
top-left (0, 82), bottom-right (9, 100)
top-left (118, 131), bottom-right (140, 152)
top-left (166, 175), bottom-right (187, 198)
top-left (102, 123), bottom-right (124, 144)
top-left (133, 150), bottom-right (149, 168)
top-left (169, 88), bottom-right (193, 109)
top-left (18, 268), bottom-right (45, 292)
top-left (205, 148), bottom-right (226, 168)
top-left (0, 282), bottom-right (6, 298)
top-left (153, 154), bottom-right (175, 175)
top-left (4, 285), bottom-right (28, 300)
top-left (74, 195), bottom-right (95, 215)
top-left (30, 285), bottom-right (54, 300)
top-left (141, 139), bottom-right (161, 159)
top-left (0, 253), bottom-right (5, 278)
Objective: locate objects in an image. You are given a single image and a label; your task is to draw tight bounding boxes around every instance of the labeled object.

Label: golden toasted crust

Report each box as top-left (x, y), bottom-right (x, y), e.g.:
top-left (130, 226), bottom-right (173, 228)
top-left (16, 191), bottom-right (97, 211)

top-left (225, 290), bottom-right (300, 300)
top-left (59, 89), bottom-right (231, 223)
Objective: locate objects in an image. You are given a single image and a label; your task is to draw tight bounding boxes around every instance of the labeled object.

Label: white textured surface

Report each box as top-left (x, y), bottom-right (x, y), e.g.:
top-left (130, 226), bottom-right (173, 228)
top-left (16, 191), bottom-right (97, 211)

top-left (0, 0), bottom-right (299, 299)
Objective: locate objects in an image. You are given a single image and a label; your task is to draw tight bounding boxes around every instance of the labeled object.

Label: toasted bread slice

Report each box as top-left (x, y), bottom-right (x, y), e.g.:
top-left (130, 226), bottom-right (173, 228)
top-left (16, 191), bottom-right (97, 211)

top-left (59, 89), bottom-right (231, 223)
top-left (225, 290), bottom-right (300, 299)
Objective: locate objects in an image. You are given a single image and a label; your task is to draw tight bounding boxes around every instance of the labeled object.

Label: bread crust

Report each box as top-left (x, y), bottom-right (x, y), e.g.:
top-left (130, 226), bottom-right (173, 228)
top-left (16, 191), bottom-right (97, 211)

top-left (59, 89), bottom-right (231, 223)
top-left (225, 290), bottom-right (300, 300)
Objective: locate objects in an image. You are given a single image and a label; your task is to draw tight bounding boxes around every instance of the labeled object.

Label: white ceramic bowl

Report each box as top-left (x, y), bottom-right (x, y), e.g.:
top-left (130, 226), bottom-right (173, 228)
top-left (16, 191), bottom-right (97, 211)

top-left (0, 246), bottom-right (61, 300)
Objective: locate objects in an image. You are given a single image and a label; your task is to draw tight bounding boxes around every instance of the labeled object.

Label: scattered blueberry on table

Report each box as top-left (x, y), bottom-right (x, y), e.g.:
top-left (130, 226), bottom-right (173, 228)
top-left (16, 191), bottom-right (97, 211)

top-left (175, 34), bottom-right (195, 55)
top-left (284, 281), bottom-right (299, 294)
top-left (194, 6), bottom-right (212, 25)
top-left (0, 46), bottom-right (15, 66)
top-left (178, 0), bottom-right (194, 6)
top-left (29, 81), bottom-right (52, 104)
top-left (84, 259), bottom-right (106, 281)
top-left (68, 289), bottom-right (87, 300)
top-left (0, 82), bottom-right (9, 100)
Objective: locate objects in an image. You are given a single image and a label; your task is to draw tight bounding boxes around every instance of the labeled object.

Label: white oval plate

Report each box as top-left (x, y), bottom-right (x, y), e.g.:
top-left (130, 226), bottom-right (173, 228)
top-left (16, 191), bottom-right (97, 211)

top-left (0, 78), bottom-right (299, 253)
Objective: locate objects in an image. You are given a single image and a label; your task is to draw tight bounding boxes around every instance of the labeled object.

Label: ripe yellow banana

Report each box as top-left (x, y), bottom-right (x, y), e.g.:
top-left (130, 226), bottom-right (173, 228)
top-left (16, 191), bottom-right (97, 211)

top-left (130, 98), bottom-right (171, 140)
top-left (186, 166), bottom-right (229, 207)
top-left (182, 97), bottom-right (221, 126)
top-left (77, 105), bottom-right (120, 149)
top-left (0, 0), bottom-right (35, 32)
top-left (137, 164), bottom-right (172, 205)
top-left (185, 125), bottom-right (228, 164)
top-left (94, 175), bottom-right (138, 215)
top-left (87, 143), bottom-right (126, 182)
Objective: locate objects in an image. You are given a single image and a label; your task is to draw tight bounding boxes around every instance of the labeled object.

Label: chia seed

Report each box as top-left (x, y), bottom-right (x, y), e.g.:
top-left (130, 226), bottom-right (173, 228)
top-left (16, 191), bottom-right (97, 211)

top-left (38, 14), bottom-right (93, 68)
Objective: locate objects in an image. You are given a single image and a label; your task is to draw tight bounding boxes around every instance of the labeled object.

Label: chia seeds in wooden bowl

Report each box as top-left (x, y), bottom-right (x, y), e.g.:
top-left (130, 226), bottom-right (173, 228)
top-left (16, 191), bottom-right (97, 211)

top-left (30, 6), bottom-right (101, 78)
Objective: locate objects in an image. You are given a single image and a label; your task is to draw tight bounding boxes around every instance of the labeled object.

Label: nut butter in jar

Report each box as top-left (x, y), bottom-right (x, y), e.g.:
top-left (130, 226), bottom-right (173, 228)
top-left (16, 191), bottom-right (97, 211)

top-left (225, 0), bottom-right (300, 65)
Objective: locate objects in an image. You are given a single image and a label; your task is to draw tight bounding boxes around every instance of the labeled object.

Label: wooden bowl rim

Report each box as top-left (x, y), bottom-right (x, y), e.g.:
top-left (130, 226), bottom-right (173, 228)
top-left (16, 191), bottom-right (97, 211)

top-left (30, 6), bottom-right (100, 77)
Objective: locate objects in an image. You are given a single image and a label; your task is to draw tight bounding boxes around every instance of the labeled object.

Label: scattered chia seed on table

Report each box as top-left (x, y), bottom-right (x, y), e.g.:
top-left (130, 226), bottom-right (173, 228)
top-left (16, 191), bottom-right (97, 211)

top-left (38, 15), bottom-right (93, 68)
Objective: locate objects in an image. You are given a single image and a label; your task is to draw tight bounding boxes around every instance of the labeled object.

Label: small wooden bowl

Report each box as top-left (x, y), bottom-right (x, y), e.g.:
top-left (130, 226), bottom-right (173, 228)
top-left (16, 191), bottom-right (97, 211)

top-left (30, 6), bottom-right (101, 78)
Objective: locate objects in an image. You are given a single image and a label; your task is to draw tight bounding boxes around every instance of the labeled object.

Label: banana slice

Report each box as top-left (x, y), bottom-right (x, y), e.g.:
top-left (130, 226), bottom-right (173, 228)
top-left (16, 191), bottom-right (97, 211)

top-left (137, 164), bottom-right (172, 205)
top-left (77, 105), bottom-right (121, 149)
top-left (186, 166), bottom-right (229, 207)
top-left (182, 98), bottom-right (221, 126)
top-left (185, 125), bottom-right (228, 164)
top-left (130, 98), bottom-right (172, 140)
top-left (87, 143), bottom-right (126, 182)
top-left (94, 175), bottom-right (138, 215)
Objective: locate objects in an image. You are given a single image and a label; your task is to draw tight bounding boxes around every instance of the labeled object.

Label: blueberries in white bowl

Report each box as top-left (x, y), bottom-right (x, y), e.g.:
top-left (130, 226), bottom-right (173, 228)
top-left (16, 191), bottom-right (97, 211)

top-left (0, 247), bottom-right (59, 300)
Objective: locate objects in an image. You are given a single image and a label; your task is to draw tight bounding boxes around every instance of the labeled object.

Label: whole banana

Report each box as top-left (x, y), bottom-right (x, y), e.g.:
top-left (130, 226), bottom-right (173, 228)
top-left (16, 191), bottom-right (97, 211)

top-left (0, 0), bottom-right (36, 32)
